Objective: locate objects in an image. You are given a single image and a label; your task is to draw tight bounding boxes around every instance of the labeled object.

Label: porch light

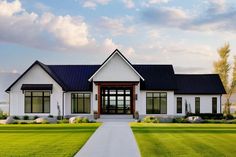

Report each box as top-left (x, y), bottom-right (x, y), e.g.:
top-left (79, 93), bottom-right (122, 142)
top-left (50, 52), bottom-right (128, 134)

top-left (135, 94), bottom-right (138, 100)
top-left (95, 94), bottom-right (98, 100)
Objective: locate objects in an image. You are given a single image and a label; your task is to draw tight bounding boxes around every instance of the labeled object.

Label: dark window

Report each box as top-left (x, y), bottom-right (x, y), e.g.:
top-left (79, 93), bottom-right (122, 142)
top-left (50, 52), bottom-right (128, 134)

top-left (146, 92), bottom-right (167, 114)
top-left (71, 93), bottom-right (90, 113)
top-left (212, 97), bottom-right (217, 113)
top-left (25, 91), bottom-right (50, 113)
top-left (195, 97), bottom-right (200, 114)
top-left (177, 97), bottom-right (182, 113)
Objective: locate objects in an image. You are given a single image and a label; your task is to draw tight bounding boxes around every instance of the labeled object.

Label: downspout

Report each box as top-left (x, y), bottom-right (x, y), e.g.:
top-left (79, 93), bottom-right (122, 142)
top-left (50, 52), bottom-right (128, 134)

top-left (220, 95), bottom-right (222, 113)
top-left (8, 92), bottom-right (10, 116)
top-left (62, 91), bottom-right (65, 118)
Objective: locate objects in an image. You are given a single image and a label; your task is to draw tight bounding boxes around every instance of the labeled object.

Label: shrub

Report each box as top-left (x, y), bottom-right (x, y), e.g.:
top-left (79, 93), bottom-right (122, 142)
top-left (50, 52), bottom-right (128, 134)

top-left (30, 121), bottom-right (37, 124)
top-left (82, 117), bottom-right (89, 123)
top-left (57, 116), bottom-right (63, 120)
top-left (0, 110), bottom-right (8, 119)
top-left (48, 115), bottom-right (54, 118)
top-left (186, 113), bottom-right (223, 120)
top-left (58, 118), bottom-right (69, 124)
top-left (224, 114), bottom-right (234, 120)
top-left (33, 116), bottom-right (39, 120)
top-left (75, 117), bottom-right (89, 123)
top-left (75, 117), bottom-right (83, 123)
top-left (173, 117), bottom-right (189, 123)
top-left (41, 120), bottom-right (49, 124)
top-left (13, 116), bottom-right (20, 120)
top-left (143, 116), bottom-right (160, 123)
top-left (23, 115), bottom-right (29, 120)
top-left (12, 121), bottom-right (19, 124)
top-left (89, 120), bottom-right (96, 123)
top-left (19, 121), bottom-right (28, 124)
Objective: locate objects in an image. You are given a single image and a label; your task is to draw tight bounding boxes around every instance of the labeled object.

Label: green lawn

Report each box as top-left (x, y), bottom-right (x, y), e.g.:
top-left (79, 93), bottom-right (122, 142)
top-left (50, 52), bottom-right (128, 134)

top-left (0, 123), bottom-right (101, 157)
top-left (131, 123), bottom-right (236, 157)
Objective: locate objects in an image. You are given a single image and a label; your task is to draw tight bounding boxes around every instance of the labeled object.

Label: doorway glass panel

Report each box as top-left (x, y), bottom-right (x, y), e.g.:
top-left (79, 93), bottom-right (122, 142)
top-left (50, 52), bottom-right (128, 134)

top-left (101, 87), bottom-right (132, 114)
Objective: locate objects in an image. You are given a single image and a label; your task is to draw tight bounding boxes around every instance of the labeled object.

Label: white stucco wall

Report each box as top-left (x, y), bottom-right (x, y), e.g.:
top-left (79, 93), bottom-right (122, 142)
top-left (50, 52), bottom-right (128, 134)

top-left (174, 95), bottom-right (222, 114)
top-left (93, 53), bottom-right (140, 82)
top-left (9, 64), bottom-right (63, 116)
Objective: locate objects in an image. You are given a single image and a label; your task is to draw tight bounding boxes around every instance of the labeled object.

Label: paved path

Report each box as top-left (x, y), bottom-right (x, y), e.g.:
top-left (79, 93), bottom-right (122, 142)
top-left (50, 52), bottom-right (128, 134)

top-left (74, 121), bottom-right (141, 157)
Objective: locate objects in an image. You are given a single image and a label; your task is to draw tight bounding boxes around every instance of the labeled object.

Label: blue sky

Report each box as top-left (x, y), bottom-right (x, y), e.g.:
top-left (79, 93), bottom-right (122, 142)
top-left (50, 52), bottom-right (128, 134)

top-left (1, 0), bottom-right (236, 74)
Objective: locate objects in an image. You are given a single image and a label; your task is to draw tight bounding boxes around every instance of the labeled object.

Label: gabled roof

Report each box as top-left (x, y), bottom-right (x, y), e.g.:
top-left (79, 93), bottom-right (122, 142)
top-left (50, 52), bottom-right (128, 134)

top-left (48, 65), bottom-right (99, 91)
top-left (175, 74), bottom-right (226, 94)
top-left (133, 65), bottom-right (176, 90)
top-left (88, 49), bottom-right (145, 81)
top-left (5, 61), bottom-right (66, 92)
top-left (6, 50), bottom-right (226, 94)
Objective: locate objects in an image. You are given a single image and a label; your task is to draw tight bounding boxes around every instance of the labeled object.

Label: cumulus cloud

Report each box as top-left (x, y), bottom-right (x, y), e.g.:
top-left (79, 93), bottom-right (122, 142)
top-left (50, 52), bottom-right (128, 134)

top-left (142, 7), bottom-right (190, 27)
top-left (123, 0), bottom-right (135, 9)
top-left (0, 0), bottom-right (122, 53)
top-left (99, 16), bottom-right (135, 35)
top-left (141, 0), bottom-right (236, 33)
top-left (82, 0), bottom-right (111, 9)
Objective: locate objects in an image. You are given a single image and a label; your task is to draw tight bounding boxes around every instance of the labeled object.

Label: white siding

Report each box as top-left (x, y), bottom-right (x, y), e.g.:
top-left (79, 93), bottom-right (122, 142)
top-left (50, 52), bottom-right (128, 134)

top-left (9, 64), bottom-right (63, 116)
top-left (93, 53), bottom-right (140, 82)
top-left (174, 95), bottom-right (222, 115)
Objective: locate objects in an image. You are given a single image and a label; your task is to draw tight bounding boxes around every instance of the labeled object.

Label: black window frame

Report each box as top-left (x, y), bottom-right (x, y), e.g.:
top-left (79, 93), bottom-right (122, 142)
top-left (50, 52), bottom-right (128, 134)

top-left (212, 97), bottom-right (217, 114)
top-left (195, 97), bottom-right (200, 114)
top-left (24, 91), bottom-right (50, 113)
top-left (177, 97), bottom-right (182, 114)
top-left (71, 93), bottom-right (91, 114)
top-left (146, 92), bottom-right (167, 114)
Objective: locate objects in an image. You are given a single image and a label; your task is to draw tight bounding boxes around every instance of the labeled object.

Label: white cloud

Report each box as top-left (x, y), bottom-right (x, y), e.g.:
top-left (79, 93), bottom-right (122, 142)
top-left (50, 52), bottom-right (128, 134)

top-left (100, 16), bottom-right (135, 35)
top-left (123, 0), bottom-right (135, 9)
top-left (148, 0), bottom-right (170, 4)
top-left (0, 0), bottom-right (22, 16)
top-left (142, 1), bottom-right (236, 33)
top-left (142, 7), bottom-right (190, 27)
top-left (41, 13), bottom-right (89, 47)
top-left (0, 0), bottom-right (96, 51)
top-left (82, 0), bottom-right (111, 9)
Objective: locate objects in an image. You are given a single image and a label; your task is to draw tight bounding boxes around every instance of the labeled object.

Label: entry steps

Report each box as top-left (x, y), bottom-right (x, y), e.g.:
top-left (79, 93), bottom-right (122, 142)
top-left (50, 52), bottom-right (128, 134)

top-left (98, 115), bottom-right (135, 122)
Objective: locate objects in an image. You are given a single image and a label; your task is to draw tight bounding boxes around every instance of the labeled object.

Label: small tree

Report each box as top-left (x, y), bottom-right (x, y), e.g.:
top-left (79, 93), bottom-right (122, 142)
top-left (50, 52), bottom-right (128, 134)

top-left (214, 43), bottom-right (230, 92)
top-left (57, 102), bottom-right (62, 120)
top-left (214, 43), bottom-right (235, 114)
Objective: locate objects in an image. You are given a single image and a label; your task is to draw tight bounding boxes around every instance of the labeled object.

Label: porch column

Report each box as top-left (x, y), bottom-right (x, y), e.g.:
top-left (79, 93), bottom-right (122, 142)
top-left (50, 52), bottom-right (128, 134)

top-left (132, 85), bottom-right (136, 117)
top-left (97, 83), bottom-right (101, 117)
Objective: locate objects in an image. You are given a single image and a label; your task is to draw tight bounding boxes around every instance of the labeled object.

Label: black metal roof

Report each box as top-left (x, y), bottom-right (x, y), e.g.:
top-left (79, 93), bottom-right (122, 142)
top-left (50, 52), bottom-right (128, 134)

top-left (175, 74), bottom-right (226, 94)
top-left (133, 65), bottom-right (176, 90)
top-left (6, 61), bottom-right (226, 94)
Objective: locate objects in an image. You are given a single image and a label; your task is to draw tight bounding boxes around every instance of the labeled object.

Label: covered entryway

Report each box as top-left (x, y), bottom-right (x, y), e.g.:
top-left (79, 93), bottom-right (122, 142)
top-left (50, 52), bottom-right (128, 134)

top-left (96, 82), bottom-right (138, 116)
top-left (101, 87), bottom-right (132, 114)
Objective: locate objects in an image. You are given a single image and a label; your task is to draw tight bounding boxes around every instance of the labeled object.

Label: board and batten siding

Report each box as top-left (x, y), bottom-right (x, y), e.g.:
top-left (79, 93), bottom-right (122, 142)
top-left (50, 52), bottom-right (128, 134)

top-left (92, 53), bottom-right (140, 82)
top-left (9, 64), bottom-right (63, 116)
top-left (174, 95), bottom-right (222, 115)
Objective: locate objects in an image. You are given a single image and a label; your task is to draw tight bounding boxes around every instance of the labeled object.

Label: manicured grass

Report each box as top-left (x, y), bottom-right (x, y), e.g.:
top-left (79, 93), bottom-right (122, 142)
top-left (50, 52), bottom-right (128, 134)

top-left (131, 123), bottom-right (236, 157)
top-left (0, 123), bottom-right (101, 157)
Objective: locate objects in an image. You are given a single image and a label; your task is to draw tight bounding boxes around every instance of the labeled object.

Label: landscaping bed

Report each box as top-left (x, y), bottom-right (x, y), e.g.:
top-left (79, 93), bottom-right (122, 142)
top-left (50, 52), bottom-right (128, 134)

top-left (131, 123), bottom-right (236, 157)
top-left (0, 123), bottom-right (101, 157)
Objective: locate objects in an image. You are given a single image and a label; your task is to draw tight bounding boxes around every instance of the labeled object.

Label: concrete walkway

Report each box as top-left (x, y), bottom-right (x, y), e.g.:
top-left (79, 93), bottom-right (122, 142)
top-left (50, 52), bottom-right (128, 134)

top-left (74, 121), bottom-right (141, 157)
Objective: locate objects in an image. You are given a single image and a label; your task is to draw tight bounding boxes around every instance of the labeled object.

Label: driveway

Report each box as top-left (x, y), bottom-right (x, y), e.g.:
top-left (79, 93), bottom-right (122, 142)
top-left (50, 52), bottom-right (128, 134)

top-left (74, 121), bottom-right (141, 157)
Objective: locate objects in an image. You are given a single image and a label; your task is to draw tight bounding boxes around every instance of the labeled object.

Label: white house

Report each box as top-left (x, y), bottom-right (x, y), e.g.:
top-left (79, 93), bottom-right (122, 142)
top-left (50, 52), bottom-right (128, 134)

top-left (5, 49), bottom-right (226, 118)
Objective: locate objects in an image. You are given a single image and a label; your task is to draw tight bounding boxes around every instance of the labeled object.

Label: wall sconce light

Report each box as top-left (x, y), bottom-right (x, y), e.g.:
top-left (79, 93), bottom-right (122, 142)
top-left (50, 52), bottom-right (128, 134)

top-left (95, 94), bottom-right (98, 100)
top-left (135, 94), bottom-right (138, 100)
